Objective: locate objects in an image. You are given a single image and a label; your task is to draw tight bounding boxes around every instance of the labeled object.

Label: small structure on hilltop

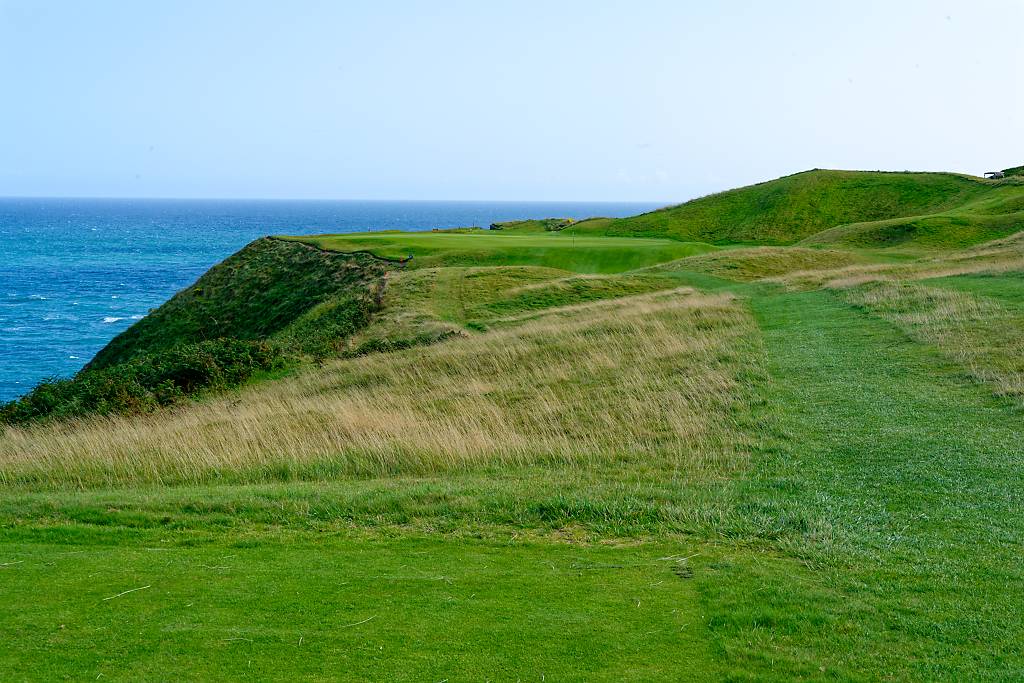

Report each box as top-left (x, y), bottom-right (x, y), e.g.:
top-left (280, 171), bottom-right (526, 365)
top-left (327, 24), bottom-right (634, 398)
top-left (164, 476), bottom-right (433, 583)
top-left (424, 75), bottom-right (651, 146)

top-left (985, 171), bottom-right (1005, 179)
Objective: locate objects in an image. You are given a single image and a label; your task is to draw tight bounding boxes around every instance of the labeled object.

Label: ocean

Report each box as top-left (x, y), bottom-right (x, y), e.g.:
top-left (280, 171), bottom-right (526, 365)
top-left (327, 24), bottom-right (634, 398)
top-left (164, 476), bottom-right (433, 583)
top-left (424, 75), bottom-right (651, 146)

top-left (0, 198), bottom-right (661, 402)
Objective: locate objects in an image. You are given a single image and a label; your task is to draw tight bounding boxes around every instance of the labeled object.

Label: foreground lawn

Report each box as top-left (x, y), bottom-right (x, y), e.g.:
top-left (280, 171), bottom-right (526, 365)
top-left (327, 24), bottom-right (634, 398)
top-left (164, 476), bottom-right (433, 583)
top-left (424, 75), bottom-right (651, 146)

top-left (0, 532), bottom-right (715, 681)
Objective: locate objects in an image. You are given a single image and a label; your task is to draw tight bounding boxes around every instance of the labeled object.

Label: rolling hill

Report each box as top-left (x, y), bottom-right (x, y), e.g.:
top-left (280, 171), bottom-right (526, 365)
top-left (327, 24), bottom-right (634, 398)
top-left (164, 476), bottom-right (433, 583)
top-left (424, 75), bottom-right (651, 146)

top-left (568, 168), bottom-right (1023, 248)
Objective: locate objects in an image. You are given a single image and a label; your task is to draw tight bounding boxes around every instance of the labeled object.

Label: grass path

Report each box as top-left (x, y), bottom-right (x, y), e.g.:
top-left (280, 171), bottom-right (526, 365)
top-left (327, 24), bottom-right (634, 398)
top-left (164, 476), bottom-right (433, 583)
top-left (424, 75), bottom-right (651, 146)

top-left (702, 289), bottom-right (1024, 680)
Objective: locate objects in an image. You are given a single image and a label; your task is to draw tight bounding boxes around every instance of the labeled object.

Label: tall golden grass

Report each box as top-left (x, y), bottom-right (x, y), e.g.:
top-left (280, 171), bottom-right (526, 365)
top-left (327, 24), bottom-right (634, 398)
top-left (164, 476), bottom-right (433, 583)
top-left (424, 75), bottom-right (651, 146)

top-left (770, 230), bottom-right (1024, 290)
top-left (0, 288), bottom-right (763, 489)
top-left (841, 282), bottom-right (1024, 400)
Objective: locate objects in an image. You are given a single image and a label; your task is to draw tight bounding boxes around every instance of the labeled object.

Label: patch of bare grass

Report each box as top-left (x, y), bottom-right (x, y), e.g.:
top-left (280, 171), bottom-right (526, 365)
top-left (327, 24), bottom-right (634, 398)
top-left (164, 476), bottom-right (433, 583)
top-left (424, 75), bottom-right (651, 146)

top-left (772, 231), bottom-right (1024, 290)
top-left (839, 281), bottom-right (1024, 401)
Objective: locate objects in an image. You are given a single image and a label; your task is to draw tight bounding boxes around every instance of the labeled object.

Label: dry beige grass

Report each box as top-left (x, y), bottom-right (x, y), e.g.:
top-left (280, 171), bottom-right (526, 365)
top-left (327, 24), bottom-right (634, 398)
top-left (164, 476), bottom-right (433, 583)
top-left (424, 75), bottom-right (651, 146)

top-left (840, 281), bottom-right (1024, 400)
top-left (768, 230), bottom-right (1024, 290)
top-left (0, 287), bottom-right (763, 488)
top-left (650, 246), bottom-right (863, 282)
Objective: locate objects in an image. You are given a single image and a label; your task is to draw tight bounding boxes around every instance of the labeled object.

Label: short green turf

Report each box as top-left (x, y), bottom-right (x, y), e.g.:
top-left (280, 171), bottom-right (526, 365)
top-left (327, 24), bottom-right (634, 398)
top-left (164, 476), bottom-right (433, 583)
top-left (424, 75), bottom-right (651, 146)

top-left (284, 231), bottom-right (720, 273)
top-left (0, 533), bottom-right (715, 681)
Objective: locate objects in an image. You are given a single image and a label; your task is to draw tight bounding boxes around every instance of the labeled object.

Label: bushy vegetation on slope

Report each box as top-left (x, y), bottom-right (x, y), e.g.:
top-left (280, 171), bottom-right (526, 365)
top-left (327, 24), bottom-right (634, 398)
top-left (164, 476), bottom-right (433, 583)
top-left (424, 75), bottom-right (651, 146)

top-left (488, 217), bottom-right (575, 232)
top-left (1002, 164), bottom-right (1024, 178)
top-left (89, 237), bottom-right (389, 369)
top-left (0, 339), bottom-right (284, 424)
top-left (1, 238), bottom-right (391, 425)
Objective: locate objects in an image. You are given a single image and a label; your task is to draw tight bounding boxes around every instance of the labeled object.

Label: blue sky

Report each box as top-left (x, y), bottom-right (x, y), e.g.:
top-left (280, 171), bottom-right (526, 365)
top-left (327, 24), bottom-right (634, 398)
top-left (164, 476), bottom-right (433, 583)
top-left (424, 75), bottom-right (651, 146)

top-left (1, 0), bottom-right (1021, 201)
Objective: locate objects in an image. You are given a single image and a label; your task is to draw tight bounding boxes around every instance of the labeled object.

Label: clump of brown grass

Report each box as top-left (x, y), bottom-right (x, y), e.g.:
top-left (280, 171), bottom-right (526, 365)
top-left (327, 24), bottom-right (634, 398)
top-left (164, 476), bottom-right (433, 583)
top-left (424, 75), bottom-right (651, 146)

top-left (0, 288), bottom-right (764, 489)
top-left (652, 247), bottom-right (863, 282)
top-left (840, 281), bottom-right (1024, 400)
top-left (771, 231), bottom-right (1024, 290)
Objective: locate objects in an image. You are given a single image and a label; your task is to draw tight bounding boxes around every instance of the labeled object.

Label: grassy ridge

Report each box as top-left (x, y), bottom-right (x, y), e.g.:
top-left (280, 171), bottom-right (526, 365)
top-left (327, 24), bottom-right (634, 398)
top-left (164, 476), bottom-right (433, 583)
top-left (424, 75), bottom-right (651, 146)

top-left (648, 246), bottom-right (865, 281)
top-left (567, 169), bottom-right (990, 244)
top-left (801, 180), bottom-right (1024, 249)
top-left (1, 239), bottom-right (392, 425)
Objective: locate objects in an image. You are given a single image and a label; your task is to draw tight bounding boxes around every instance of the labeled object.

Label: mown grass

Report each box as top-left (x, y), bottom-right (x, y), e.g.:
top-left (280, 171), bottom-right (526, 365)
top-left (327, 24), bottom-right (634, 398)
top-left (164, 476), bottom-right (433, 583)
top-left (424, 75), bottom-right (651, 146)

top-left (714, 290), bottom-right (1024, 679)
top-left (0, 535), bottom-right (715, 681)
top-left (286, 231), bottom-right (719, 273)
top-left (838, 280), bottom-right (1024, 401)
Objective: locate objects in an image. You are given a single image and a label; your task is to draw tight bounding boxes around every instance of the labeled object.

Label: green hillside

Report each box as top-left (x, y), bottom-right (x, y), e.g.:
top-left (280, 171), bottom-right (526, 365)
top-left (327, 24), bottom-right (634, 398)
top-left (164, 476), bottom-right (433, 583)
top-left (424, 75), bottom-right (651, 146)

top-left (802, 180), bottom-right (1024, 248)
top-left (0, 239), bottom-right (391, 424)
top-left (569, 169), bottom-right (995, 245)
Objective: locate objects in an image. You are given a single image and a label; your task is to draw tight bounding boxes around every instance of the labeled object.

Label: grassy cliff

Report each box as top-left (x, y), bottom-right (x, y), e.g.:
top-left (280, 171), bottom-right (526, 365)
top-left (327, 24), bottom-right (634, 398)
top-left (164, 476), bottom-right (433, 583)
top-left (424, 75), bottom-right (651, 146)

top-left (89, 237), bottom-right (390, 369)
top-left (1, 238), bottom-right (394, 424)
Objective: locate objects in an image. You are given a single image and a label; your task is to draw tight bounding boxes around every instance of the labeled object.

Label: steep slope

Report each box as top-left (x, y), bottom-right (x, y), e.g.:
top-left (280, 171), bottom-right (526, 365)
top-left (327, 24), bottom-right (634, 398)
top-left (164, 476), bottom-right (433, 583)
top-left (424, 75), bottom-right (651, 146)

top-left (568, 169), bottom-right (990, 245)
top-left (801, 180), bottom-right (1024, 249)
top-left (89, 237), bottom-right (391, 370)
top-left (1, 239), bottom-right (394, 424)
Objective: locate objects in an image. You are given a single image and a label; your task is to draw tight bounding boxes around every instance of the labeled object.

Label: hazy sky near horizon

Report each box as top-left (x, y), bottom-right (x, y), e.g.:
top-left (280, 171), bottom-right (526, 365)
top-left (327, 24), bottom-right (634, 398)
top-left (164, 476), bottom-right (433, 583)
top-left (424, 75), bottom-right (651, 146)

top-left (1, 1), bottom-right (1022, 201)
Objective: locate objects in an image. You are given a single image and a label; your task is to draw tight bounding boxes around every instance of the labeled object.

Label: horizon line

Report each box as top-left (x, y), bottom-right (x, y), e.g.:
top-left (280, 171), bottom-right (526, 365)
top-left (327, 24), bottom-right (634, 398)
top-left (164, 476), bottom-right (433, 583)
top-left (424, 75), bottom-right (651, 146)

top-left (0, 194), bottom-right (678, 205)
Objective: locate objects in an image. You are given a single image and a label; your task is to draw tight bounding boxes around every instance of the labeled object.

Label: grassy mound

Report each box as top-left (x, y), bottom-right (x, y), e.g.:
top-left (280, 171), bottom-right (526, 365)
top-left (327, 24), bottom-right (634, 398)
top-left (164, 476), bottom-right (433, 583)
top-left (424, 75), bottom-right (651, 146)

top-left (568, 169), bottom-right (989, 244)
top-left (1002, 165), bottom-right (1024, 178)
top-left (801, 181), bottom-right (1024, 249)
top-left (89, 238), bottom-right (390, 369)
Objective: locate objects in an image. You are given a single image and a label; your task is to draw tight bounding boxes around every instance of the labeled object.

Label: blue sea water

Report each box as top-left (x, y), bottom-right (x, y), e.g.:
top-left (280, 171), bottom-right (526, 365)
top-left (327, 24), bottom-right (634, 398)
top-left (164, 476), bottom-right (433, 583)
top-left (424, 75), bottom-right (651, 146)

top-left (0, 198), bottom-right (661, 402)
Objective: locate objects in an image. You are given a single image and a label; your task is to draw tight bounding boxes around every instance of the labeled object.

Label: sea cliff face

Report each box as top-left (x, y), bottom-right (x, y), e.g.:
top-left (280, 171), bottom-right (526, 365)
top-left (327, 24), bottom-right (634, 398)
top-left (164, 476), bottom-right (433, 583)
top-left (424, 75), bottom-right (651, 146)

top-left (89, 237), bottom-right (392, 370)
top-left (2, 238), bottom-right (395, 424)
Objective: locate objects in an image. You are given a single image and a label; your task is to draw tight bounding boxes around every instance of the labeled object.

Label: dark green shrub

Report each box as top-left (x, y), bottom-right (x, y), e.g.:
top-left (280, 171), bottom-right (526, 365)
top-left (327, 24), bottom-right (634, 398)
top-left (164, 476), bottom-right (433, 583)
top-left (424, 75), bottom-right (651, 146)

top-left (274, 296), bottom-right (376, 359)
top-left (0, 339), bottom-right (285, 426)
